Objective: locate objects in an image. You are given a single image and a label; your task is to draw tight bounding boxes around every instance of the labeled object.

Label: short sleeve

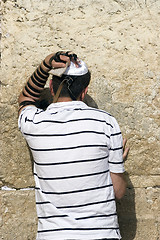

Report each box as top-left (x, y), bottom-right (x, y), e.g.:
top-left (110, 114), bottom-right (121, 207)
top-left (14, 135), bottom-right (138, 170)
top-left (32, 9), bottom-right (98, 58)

top-left (108, 117), bottom-right (125, 173)
top-left (18, 106), bottom-right (38, 135)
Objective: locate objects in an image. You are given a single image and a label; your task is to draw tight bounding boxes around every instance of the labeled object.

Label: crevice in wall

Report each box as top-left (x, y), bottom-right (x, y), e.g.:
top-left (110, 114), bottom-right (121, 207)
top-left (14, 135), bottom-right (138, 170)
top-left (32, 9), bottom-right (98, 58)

top-left (1, 185), bottom-right (35, 191)
top-left (0, 178), bottom-right (35, 191)
top-left (1, 185), bottom-right (160, 191)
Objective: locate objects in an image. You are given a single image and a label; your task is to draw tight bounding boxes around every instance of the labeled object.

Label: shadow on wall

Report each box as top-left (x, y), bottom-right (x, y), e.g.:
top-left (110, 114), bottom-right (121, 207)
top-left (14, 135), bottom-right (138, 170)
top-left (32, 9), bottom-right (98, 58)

top-left (117, 174), bottom-right (137, 240)
top-left (28, 88), bottom-right (137, 240)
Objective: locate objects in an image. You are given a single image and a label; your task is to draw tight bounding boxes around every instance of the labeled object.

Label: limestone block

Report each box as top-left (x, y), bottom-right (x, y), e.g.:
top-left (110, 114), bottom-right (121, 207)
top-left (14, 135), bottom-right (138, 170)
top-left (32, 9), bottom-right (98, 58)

top-left (129, 175), bottom-right (160, 188)
top-left (119, 217), bottom-right (159, 240)
top-left (0, 130), bottom-right (35, 188)
top-left (0, 102), bottom-right (35, 188)
top-left (117, 187), bottom-right (160, 240)
top-left (0, 190), bottom-right (37, 240)
top-left (1, 0), bottom-right (160, 187)
top-left (118, 187), bottom-right (160, 218)
top-left (1, 186), bottom-right (159, 240)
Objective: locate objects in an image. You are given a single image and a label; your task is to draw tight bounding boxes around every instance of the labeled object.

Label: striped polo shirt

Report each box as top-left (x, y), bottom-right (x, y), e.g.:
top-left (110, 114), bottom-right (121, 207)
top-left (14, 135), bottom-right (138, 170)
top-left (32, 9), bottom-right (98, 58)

top-left (18, 101), bottom-right (125, 240)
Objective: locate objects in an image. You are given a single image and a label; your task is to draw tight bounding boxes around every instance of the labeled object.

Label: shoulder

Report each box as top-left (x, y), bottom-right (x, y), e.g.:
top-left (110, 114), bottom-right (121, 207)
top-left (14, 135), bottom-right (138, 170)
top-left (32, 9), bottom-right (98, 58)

top-left (85, 105), bottom-right (118, 124)
top-left (18, 105), bottom-right (44, 132)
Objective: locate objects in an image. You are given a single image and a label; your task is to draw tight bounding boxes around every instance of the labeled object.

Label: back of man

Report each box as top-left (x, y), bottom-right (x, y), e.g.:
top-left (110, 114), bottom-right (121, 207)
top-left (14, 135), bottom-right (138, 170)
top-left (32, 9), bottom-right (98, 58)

top-left (18, 51), bottom-right (126, 240)
top-left (19, 101), bottom-right (124, 240)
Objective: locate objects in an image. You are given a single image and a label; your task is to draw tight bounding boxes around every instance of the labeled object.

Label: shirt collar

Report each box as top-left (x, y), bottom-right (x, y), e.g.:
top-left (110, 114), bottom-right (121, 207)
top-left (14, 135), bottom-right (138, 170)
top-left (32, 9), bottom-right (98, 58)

top-left (47, 101), bottom-right (87, 111)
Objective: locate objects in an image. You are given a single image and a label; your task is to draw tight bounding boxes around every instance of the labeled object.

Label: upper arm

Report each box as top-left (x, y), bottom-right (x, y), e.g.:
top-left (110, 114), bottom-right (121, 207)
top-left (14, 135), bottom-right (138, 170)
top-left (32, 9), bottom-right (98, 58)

top-left (110, 172), bottom-right (126, 199)
top-left (106, 116), bottom-right (126, 199)
top-left (18, 92), bottom-right (36, 116)
top-left (108, 117), bottom-right (125, 173)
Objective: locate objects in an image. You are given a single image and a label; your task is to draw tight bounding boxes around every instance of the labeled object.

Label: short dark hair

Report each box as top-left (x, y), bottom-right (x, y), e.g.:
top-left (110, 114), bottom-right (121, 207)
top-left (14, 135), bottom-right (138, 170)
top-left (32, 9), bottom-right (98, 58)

top-left (51, 71), bottom-right (91, 100)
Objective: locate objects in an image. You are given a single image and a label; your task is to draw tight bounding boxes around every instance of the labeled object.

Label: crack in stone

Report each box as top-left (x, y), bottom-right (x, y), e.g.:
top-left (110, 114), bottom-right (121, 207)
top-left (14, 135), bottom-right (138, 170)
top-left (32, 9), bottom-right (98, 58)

top-left (1, 185), bottom-right (35, 191)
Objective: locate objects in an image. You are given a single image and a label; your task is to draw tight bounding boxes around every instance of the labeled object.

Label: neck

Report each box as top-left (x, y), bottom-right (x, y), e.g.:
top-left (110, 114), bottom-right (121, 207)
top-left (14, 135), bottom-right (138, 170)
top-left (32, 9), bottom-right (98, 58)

top-left (52, 95), bottom-right (81, 103)
top-left (55, 97), bottom-right (75, 103)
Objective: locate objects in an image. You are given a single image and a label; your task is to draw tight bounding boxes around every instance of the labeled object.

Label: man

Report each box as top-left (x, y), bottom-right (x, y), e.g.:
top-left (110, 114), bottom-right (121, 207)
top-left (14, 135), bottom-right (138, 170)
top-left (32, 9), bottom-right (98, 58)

top-left (18, 51), bottom-right (128, 240)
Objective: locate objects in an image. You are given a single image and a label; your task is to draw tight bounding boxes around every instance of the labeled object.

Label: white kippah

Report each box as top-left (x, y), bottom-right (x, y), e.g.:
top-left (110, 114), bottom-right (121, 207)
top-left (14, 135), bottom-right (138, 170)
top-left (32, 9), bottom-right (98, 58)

top-left (49, 60), bottom-right (88, 77)
top-left (63, 60), bottom-right (88, 76)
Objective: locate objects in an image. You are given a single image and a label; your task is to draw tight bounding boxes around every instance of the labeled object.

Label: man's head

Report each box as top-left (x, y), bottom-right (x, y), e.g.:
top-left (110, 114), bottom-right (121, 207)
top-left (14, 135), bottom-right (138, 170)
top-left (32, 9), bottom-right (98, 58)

top-left (50, 60), bottom-right (91, 102)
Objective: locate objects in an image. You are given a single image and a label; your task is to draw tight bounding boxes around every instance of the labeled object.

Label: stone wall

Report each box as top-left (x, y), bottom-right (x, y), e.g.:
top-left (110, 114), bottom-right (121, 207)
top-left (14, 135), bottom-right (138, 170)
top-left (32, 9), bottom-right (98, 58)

top-left (1, 0), bottom-right (160, 239)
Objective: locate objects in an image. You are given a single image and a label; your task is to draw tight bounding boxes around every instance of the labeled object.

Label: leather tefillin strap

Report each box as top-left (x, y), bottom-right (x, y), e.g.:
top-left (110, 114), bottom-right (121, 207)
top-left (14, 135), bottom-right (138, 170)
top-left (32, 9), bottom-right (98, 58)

top-left (49, 51), bottom-right (78, 65)
top-left (53, 76), bottom-right (77, 103)
top-left (50, 51), bottom-right (78, 103)
top-left (65, 76), bottom-right (77, 101)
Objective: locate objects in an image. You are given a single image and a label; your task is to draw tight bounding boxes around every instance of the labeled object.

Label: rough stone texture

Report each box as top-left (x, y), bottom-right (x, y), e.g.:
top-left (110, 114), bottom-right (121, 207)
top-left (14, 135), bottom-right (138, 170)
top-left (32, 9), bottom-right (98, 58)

top-left (1, 0), bottom-right (160, 239)
top-left (1, 190), bottom-right (37, 240)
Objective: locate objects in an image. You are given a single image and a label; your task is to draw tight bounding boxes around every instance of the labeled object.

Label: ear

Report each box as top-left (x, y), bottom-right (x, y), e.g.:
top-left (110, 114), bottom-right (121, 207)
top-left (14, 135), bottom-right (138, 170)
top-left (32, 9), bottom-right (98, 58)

top-left (80, 86), bottom-right (88, 101)
top-left (49, 79), bottom-right (55, 97)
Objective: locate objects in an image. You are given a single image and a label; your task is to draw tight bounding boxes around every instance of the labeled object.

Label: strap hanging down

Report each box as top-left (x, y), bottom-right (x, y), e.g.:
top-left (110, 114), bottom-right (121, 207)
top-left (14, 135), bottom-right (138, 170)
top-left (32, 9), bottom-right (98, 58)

top-left (53, 76), bottom-right (76, 103)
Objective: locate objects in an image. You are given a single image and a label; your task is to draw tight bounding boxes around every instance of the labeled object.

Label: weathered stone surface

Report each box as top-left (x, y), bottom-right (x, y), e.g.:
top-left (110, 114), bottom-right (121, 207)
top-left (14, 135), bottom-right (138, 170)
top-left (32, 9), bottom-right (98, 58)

top-left (117, 187), bottom-right (160, 240)
top-left (1, 0), bottom-right (160, 239)
top-left (1, 186), bottom-right (159, 240)
top-left (0, 190), bottom-right (37, 240)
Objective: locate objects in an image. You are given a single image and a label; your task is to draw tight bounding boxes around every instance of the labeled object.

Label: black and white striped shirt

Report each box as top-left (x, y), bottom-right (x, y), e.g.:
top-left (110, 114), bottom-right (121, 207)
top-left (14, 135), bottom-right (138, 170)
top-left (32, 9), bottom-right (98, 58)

top-left (18, 101), bottom-right (124, 240)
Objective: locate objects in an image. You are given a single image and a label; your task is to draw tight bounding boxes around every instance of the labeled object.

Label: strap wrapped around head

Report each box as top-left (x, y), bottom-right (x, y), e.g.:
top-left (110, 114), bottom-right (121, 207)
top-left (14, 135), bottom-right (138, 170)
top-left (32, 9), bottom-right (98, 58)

top-left (49, 51), bottom-right (88, 77)
top-left (50, 52), bottom-right (89, 102)
top-left (49, 51), bottom-right (78, 65)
